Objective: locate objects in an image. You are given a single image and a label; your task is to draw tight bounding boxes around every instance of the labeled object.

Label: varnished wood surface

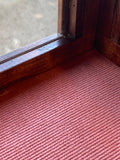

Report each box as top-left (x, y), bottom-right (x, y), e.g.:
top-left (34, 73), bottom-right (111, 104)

top-left (58, 0), bottom-right (100, 39)
top-left (58, 0), bottom-right (70, 36)
top-left (111, 0), bottom-right (120, 43)
top-left (0, 34), bottom-right (62, 64)
top-left (97, 0), bottom-right (120, 43)
top-left (0, 0), bottom-right (101, 90)
top-left (96, 0), bottom-right (120, 65)
top-left (69, 0), bottom-right (86, 38)
top-left (68, 0), bottom-right (100, 39)
top-left (96, 34), bottom-right (120, 66)
top-left (97, 0), bottom-right (116, 38)
top-left (83, 0), bottom-right (100, 36)
top-left (0, 35), bottom-right (94, 89)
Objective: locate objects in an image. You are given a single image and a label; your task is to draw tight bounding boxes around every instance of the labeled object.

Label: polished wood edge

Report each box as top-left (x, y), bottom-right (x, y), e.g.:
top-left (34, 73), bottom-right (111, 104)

top-left (58, 0), bottom-right (100, 39)
top-left (96, 34), bottom-right (120, 66)
top-left (0, 34), bottom-right (95, 90)
top-left (0, 34), bottom-right (62, 64)
top-left (111, 0), bottom-right (120, 43)
top-left (58, 0), bottom-right (70, 36)
top-left (69, 0), bottom-right (87, 38)
top-left (96, 0), bottom-right (116, 38)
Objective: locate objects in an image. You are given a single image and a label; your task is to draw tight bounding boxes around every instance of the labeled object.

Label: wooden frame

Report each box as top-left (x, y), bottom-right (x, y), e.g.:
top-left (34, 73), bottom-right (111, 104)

top-left (58, 0), bottom-right (87, 38)
top-left (0, 34), bottom-right (62, 64)
top-left (0, 0), bottom-right (100, 90)
top-left (95, 0), bottom-right (120, 66)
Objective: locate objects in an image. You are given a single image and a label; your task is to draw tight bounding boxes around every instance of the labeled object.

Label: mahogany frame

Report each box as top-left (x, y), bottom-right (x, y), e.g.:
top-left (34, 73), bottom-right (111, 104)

top-left (0, 0), bottom-right (100, 89)
top-left (95, 0), bottom-right (120, 66)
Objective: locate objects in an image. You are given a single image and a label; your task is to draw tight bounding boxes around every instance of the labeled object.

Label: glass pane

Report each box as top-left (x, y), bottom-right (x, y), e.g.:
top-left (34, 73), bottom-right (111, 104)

top-left (0, 0), bottom-right (58, 56)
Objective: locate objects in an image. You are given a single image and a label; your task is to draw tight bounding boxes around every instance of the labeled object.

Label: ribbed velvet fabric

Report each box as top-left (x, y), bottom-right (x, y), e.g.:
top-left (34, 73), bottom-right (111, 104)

top-left (0, 50), bottom-right (120, 159)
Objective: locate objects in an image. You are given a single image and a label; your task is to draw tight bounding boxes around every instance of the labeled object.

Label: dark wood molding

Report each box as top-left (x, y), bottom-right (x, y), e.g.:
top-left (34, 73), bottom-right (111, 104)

top-left (83, 0), bottom-right (100, 36)
top-left (58, 0), bottom-right (70, 36)
top-left (111, 0), bottom-right (120, 43)
top-left (96, 34), bottom-right (120, 66)
top-left (0, 34), bottom-right (95, 89)
top-left (69, 0), bottom-right (87, 38)
top-left (69, 0), bottom-right (100, 39)
top-left (96, 0), bottom-right (120, 66)
top-left (97, 0), bottom-right (116, 38)
top-left (0, 34), bottom-right (62, 64)
top-left (0, 0), bottom-right (101, 90)
top-left (58, 0), bottom-right (100, 39)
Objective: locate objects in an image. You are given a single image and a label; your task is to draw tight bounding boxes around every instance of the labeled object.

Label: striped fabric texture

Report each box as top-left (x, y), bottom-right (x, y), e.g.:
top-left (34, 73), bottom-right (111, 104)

top-left (0, 50), bottom-right (120, 159)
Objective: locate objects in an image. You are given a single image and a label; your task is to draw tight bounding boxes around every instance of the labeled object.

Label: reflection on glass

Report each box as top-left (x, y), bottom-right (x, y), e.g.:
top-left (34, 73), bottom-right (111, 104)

top-left (0, 0), bottom-right (58, 56)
